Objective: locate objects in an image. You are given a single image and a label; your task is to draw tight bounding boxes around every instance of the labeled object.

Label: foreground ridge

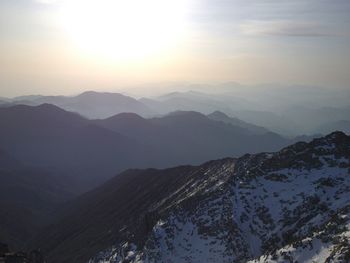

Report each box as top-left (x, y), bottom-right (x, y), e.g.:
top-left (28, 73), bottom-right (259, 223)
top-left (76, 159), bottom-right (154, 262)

top-left (86, 132), bottom-right (349, 263)
top-left (32, 132), bottom-right (349, 263)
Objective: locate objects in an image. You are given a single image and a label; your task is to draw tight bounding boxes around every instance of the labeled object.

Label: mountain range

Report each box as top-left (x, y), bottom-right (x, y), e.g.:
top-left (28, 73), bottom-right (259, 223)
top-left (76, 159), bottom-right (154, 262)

top-left (30, 131), bottom-right (350, 263)
top-left (0, 90), bottom-right (349, 261)
top-left (0, 104), bottom-right (290, 192)
top-left (5, 91), bottom-right (154, 119)
top-left (2, 88), bottom-right (350, 136)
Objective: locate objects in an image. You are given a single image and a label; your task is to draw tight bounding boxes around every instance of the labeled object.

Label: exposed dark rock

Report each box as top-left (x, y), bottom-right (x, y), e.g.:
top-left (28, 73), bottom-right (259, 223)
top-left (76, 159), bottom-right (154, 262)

top-left (29, 132), bottom-right (350, 262)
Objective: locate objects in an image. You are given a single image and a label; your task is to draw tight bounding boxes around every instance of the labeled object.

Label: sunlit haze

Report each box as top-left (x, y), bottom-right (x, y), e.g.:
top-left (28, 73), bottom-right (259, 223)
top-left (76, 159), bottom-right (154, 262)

top-left (1, 1), bottom-right (350, 261)
top-left (0, 0), bottom-right (350, 96)
top-left (58, 0), bottom-right (188, 60)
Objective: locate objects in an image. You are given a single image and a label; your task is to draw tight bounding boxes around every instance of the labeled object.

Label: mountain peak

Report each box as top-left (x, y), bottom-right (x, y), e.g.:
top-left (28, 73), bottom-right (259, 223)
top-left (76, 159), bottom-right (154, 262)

top-left (105, 112), bottom-right (146, 122)
top-left (236, 131), bottom-right (350, 180)
top-left (324, 130), bottom-right (347, 140)
top-left (165, 110), bottom-right (206, 118)
top-left (309, 130), bottom-right (349, 152)
top-left (109, 112), bottom-right (143, 118)
top-left (208, 110), bottom-right (229, 118)
top-left (36, 103), bottom-right (66, 111)
top-left (77, 91), bottom-right (125, 98)
top-left (287, 130), bottom-right (348, 151)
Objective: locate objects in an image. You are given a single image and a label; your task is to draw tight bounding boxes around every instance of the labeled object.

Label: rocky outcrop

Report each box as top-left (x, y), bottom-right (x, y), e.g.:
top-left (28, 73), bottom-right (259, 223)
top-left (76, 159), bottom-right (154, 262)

top-left (88, 132), bottom-right (350, 263)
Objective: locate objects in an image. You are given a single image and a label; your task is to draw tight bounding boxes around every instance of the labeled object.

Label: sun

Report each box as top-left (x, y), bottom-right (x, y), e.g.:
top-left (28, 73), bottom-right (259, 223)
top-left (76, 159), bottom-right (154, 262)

top-left (58, 0), bottom-right (189, 61)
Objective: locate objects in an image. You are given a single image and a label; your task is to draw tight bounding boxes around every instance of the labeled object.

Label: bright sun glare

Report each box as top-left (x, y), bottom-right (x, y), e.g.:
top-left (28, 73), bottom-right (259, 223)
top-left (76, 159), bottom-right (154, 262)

top-left (58, 0), bottom-right (188, 61)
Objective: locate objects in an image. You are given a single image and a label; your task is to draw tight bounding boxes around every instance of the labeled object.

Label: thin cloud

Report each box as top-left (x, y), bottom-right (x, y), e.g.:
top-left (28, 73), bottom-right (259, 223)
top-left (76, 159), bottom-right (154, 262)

top-left (240, 20), bottom-right (337, 37)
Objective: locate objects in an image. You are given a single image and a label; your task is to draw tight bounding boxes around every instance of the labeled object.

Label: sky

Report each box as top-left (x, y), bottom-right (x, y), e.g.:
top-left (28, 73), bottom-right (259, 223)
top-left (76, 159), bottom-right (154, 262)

top-left (0, 0), bottom-right (350, 97)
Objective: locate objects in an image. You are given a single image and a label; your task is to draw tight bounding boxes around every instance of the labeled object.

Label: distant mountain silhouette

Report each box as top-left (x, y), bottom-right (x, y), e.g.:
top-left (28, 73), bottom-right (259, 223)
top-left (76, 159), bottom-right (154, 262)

top-left (66, 91), bottom-right (154, 118)
top-left (0, 104), bottom-right (291, 193)
top-left (140, 91), bottom-right (350, 136)
top-left (207, 111), bottom-right (269, 134)
top-left (7, 90), bottom-right (350, 136)
top-left (278, 106), bottom-right (350, 135)
top-left (95, 112), bottom-right (157, 137)
top-left (12, 95), bottom-right (44, 101)
top-left (231, 109), bottom-right (298, 136)
top-left (140, 90), bottom-right (248, 115)
top-left (11, 91), bottom-right (154, 118)
top-left (96, 110), bottom-right (289, 166)
top-left (0, 104), bottom-right (151, 191)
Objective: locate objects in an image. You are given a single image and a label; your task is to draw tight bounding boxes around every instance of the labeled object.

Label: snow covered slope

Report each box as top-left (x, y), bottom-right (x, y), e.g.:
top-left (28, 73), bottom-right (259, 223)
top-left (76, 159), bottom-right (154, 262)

top-left (87, 131), bottom-right (349, 263)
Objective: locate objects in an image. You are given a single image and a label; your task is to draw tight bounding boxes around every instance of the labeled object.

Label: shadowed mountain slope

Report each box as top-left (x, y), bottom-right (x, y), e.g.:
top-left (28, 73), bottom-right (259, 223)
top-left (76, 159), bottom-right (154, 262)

top-left (207, 111), bottom-right (269, 135)
top-left (0, 104), bottom-right (289, 192)
top-left (0, 104), bottom-right (152, 191)
top-left (32, 132), bottom-right (350, 263)
top-left (96, 110), bottom-right (289, 165)
top-left (0, 150), bottom-right (73, 250)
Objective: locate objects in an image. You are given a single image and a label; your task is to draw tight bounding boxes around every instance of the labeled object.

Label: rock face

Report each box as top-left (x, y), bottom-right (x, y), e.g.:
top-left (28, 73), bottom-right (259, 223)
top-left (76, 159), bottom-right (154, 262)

top-left (87, 132), bottom-right (350, 263)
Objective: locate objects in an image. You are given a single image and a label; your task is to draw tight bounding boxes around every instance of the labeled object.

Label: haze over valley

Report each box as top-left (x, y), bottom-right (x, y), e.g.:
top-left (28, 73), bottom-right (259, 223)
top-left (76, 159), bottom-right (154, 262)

top-left (1, 84), bottom-right (350, 136)
top-left (0, 0), bottom-right (350, 262)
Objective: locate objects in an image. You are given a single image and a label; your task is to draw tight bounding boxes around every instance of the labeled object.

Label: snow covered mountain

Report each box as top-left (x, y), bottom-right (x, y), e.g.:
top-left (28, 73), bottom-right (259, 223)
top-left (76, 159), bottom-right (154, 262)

top-left (34, 132), bottom-right (349, 263)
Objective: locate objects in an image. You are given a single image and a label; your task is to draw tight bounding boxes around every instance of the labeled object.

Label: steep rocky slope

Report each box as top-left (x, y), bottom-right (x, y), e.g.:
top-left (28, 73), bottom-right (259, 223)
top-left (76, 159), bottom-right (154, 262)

top-left (34, 132), bottom-right (349, 262)
top-left (88, 132), bottom-right (349, 263)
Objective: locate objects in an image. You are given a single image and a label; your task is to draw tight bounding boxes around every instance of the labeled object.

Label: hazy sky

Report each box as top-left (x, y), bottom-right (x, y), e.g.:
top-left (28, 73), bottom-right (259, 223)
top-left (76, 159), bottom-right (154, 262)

top-left (0, 0), bottom-right (350, 96)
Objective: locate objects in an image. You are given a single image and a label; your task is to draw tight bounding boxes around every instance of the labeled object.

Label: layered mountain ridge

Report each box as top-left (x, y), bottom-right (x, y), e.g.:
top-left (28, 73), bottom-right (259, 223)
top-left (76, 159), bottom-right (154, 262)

top-left (3, 89), bottom-right (350, 136)
top-left (32, 132), bottom-right (350, 262)
top-left (0, 104), bottom-right (289, 192)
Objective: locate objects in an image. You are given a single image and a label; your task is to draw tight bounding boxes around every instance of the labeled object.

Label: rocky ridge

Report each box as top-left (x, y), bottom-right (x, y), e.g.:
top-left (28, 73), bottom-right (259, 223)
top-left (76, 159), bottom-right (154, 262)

top-left (89, 132), bottom-right (350, 263)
